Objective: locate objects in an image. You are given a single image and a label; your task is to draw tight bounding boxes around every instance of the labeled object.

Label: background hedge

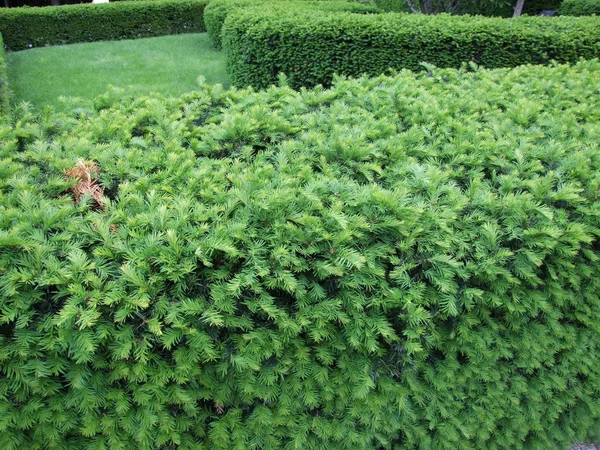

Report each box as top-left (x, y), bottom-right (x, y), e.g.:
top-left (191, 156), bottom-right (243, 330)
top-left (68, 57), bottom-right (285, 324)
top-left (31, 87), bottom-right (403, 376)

top-left (1, 59), bottom-right (600, 450)
top-left (363, 0), bottom-right (560, 16)
top-left (559, 0), bottom-right (600, 15)
top-left (0, 0), bottom-right (207, 51)
top-left (222, 8), bottom-right (600, 89)
top-left (204, 0), bottom-right (379, 50)
top-left (0, 33), bottom-right (9, 118)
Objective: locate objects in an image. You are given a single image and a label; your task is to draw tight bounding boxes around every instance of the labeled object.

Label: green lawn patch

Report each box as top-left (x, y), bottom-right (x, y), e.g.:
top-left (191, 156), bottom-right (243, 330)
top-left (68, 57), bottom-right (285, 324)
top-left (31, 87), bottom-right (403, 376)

top-left (6, 33), bottom-right (229, 111)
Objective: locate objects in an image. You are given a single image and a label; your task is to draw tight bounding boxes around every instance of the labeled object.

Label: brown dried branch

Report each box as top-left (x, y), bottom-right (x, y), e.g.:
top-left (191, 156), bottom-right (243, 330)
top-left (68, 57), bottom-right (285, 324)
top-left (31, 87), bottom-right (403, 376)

top-left (63, 159), bottom-right (105, 210)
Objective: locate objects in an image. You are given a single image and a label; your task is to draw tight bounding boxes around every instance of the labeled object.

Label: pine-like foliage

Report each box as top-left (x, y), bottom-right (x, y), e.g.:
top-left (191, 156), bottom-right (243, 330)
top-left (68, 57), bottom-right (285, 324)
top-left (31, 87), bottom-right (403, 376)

top-left (1, 61), bottom-right (600, 449)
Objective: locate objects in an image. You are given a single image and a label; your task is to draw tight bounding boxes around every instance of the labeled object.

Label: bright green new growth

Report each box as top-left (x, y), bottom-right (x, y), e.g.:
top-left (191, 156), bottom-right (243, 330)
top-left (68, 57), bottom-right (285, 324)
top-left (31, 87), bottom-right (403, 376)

top-left (1, 60), bottom-right (600, 449)
top-left (222, 6), bottom-right (600, 89)
top-left (7, 33), bottom-right (229, 111)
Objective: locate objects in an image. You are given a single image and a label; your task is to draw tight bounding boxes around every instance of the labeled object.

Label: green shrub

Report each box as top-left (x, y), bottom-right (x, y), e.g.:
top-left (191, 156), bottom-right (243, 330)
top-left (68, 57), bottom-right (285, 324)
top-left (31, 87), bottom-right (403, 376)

top-left (222, 7), bottom-right (600, 89)
top-left (456, 0), bottom-right (562, 17)
top-left (559, 0), bottom-right (600, 15)
top-left (372, 0), bottom-right (411, 12)
top-left (204, 0), bottom-right (379, 50)
top-left (1, 59), bottom-right (600, 450)
top-left (0, 0), bottom-right (207, 51)
top-left (0, 33), bottom-right (9, 118)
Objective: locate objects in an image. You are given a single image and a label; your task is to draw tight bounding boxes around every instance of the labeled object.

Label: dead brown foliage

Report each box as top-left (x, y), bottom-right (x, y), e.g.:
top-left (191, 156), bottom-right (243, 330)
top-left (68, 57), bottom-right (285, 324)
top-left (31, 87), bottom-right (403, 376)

top-left (63, 159), bottom-right (105, 209)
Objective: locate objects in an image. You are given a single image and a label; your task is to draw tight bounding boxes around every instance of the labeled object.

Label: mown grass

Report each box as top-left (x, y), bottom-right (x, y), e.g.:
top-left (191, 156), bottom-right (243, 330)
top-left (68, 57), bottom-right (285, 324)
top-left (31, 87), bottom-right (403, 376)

top-left (7, 33), bottom-right (229, 111)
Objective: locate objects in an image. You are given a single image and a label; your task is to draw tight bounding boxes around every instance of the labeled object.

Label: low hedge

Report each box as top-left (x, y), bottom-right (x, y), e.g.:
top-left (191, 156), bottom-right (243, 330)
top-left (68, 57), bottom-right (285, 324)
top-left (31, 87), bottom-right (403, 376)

top-left (223, 8), bottom-right (600, 89)
top-left (559, 0), bottom-right (600, 15)
top-left (204, 0), bottom-right (379, 50)
top-left (1, 59), bottom-right (600, 449)
top-left (0, 0), bottom-right (207, 51)
top-left (0, 34), bottom-right (9, 118)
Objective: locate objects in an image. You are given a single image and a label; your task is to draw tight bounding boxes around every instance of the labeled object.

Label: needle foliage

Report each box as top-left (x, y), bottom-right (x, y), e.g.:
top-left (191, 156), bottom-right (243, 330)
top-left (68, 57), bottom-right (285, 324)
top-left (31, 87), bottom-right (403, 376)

top-left (1, 61), bottom-right (600, 449)
top-left (222, 5), bottom-right (600, 89)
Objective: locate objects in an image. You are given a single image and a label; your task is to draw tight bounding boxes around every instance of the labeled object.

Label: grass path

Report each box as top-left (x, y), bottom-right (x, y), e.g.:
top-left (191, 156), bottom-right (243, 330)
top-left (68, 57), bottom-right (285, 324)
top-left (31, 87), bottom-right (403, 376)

top-left (7, 33), bottom-right (229, 111)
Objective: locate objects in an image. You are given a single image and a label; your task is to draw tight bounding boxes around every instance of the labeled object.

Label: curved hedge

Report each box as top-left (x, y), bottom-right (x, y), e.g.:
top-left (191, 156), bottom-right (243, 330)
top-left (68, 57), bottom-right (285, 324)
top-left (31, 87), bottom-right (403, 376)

top-left (223, 8), bottom-right (600, 89)
top-left (1, 60), bottom-right (600, 449)
top-left (559, 0), bottom-right (600, 15)
top-left (0, 0), bottom-right (207, 51)
top-left (204, 0), bottom-right (379, 50)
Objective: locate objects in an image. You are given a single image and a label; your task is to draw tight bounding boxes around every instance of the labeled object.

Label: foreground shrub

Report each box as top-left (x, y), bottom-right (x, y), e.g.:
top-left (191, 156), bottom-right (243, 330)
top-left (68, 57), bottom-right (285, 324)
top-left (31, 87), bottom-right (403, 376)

top-left (204, 0), bottom-right (379, 50)
top-left (0, 0), bottom-right (207, 51)
top-left (1, 61), bottom-right (600, 449)
top-left (222, 8), bottom-right (600, 89)
top-left (559, 0), bottom-right (600, 15)
top-left (0, 33), bottom-right (9, 117)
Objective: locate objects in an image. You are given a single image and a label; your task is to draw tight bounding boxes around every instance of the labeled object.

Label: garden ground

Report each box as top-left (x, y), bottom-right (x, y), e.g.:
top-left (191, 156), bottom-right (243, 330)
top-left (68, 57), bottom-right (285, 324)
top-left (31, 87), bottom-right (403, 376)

top-left (6, 33), bottom-right (229, 111)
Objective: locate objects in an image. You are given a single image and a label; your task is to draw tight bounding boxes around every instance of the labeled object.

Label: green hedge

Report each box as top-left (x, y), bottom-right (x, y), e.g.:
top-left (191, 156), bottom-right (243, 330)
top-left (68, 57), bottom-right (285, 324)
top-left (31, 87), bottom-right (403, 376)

top-left (204, 0), bottom-right (379, 50)
top-left (0, 33), bottom-right (9, 117)
top-left (1, 59), bottom-right (600, 450)
top-left (349, 0), bottom-right (559, 17)
top-left (223, 8), bottom-right (600, 89)
top-left (0, 0), bottom-right (207, 51)
top-left (559, 0), bottom-right (600, 15)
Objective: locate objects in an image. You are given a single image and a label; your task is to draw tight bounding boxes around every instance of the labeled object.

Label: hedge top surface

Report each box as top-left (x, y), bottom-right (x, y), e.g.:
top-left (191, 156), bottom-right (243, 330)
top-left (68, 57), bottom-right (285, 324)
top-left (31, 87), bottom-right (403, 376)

top-left (1, 60), bottom-right (600, 449)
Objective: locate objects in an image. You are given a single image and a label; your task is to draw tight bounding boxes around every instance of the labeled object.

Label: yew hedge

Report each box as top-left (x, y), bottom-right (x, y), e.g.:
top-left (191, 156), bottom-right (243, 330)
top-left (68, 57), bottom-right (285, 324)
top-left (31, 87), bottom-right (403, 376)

top-left (559, 0), bottom-right (600, 15)
top-left (204, 0), bottom-right (379, 50)
top-left (0, 33), bottom-right (9, 117)
top-left (222, 7), bottom-right (600, 89)
top-left (1, 61), bottom-right (600, 449)
top-left (0, 0), bottom-right (207, 51)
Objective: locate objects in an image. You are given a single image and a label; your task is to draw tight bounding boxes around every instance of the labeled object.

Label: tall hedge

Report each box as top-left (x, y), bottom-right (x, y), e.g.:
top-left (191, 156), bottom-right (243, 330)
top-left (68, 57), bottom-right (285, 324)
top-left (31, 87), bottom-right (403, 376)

top-left (0, 33), bottom-right (10, 118)
top-left (0, 0), bottom-right (207, 51)
top-left (223, 8), bottom-right (600, 89)
top-left (1, 59), bottom-right (600, 449)
top-left (559, 0), bottom-right (600, 15)
top-left (204, 0), bottom-right (379, 50)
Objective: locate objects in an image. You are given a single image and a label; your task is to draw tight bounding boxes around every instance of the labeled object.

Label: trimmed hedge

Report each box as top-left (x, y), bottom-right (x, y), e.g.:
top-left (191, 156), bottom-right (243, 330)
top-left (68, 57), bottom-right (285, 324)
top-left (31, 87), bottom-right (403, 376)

top-left (222, 8), bottom-right (600, 89)
top-left (204, 0), bottom-right (379, 50)
top-left (0, 0), bottom-right (207, 51)
top-left (559, 0), bottom-right (600, 15)
top-left (1, 59), bottom-right (600, 450)
top-left (0, 34), bottom-right (9, 118)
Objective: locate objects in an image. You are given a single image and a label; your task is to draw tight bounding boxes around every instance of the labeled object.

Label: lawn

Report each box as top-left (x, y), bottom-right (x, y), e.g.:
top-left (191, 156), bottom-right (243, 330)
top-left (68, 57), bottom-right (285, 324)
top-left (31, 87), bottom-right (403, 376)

top-left (6, 33), bottom-right (229, 111)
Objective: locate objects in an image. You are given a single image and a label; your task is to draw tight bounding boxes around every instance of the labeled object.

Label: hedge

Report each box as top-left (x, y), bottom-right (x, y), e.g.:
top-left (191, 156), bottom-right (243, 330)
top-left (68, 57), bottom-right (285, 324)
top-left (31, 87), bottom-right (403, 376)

top-left (222, 8), bottom-right (600, 89)
top-left (0, 0), bottom-right (207, 51)
top-left (1, 59), bottom-right (600, 449)
top-left (559, 0), bottom-right (600, 15)
top-left (204, 0), bottom-right (379, 50)
top-left (0, 33), bottom-right (9, 118)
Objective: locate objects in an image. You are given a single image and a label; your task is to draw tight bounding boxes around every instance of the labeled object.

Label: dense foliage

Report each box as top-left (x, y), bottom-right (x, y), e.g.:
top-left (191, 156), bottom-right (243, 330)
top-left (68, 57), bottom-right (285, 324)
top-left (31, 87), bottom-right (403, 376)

top-left (0, 0), bottom-right (207, 51)
top-left (559, 0), bottom-right (600, 15)
top-left (204, 0), bottom-right (379, 50)
top-left (0, 34), bottom-right (9, 118)
top-left (1, 60), bottom-right (600, 449)
top-left (223, 7), bottom-right (600, 89)
top-left (376, 0), bottom-right (562, 16)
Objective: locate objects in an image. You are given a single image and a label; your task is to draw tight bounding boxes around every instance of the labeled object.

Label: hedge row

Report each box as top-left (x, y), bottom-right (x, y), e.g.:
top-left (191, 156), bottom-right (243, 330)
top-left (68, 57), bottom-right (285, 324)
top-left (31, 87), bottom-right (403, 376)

top-left (0, 0), bottom-right (207, 51)
top-left (222, 8), bottom-right (600, 89)
top-left (559, 0), bottom-right (600, 15)
top-left (2, 59), bottom-right (600, 450)
top-left (204, 0), bottom-right (379, 50)
top-left (0, 34), bottom-right (9, 118)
